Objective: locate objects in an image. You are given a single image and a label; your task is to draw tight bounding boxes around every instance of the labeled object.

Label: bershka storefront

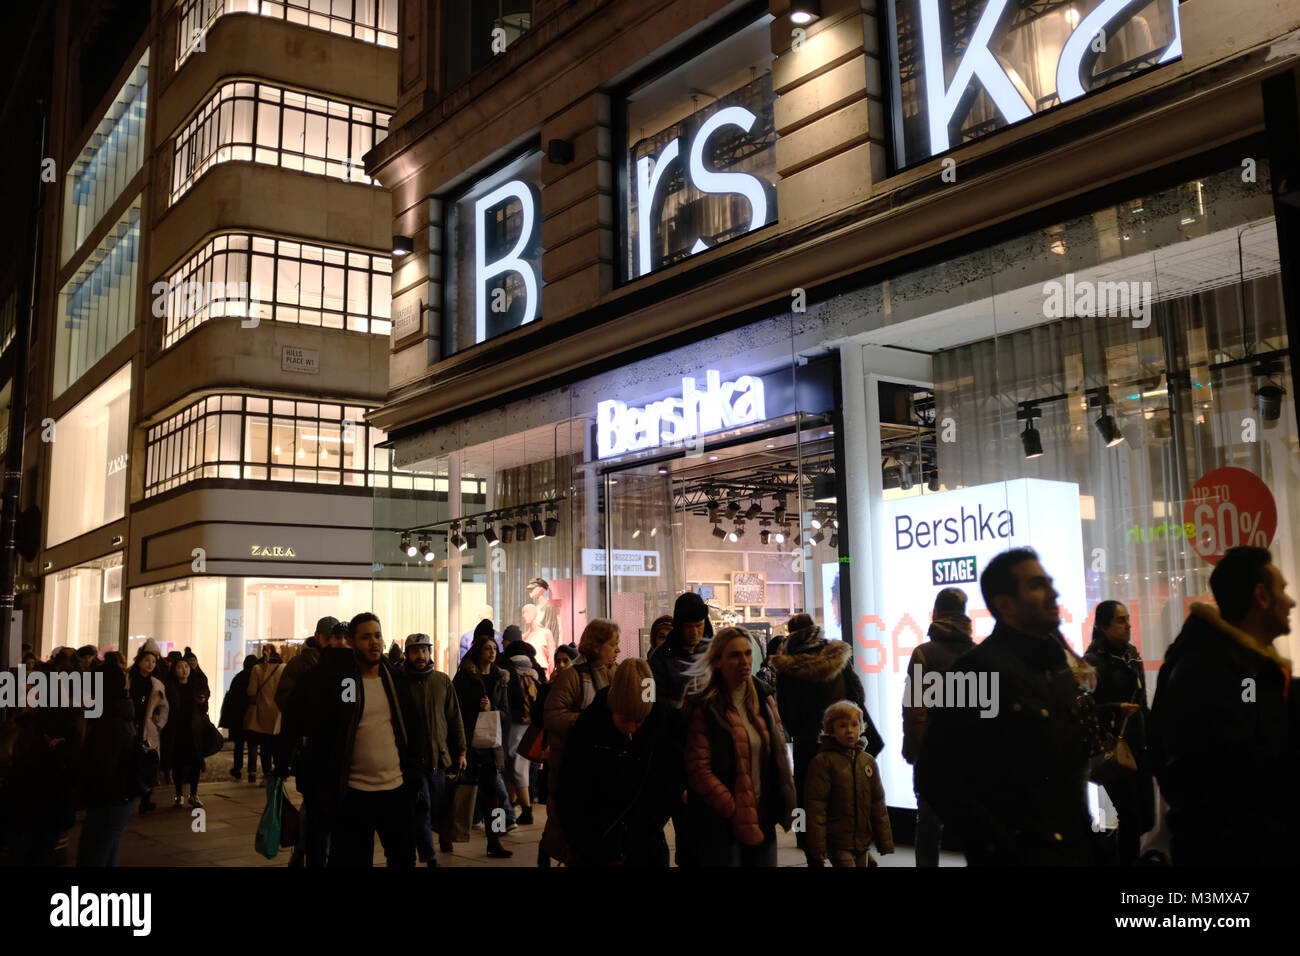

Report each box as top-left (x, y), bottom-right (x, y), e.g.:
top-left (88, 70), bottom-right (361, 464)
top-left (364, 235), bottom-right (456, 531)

top-left (375, 317), bottom-right (852, 676)
top-left (370, 0), bottom-right (1300, 828)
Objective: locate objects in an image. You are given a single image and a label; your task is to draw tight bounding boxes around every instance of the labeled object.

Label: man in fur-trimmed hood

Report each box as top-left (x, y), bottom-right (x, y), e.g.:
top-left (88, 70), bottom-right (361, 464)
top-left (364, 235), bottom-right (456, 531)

top-left (770, 614), bottom-right (884, 865)
top-left (1150, 546), bottom-right (1296, 867)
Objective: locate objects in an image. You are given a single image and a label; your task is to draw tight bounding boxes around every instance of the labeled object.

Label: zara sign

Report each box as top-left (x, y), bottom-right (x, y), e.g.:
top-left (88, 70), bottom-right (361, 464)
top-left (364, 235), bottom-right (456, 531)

top-left (891, 0), bottom-right (1183, 166)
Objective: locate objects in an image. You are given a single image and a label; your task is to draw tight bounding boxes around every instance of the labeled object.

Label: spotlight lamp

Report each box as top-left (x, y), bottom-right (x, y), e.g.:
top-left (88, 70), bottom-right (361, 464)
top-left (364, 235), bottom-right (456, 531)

top-left (544, 509), bottom-right (559, 537)
top-left (773, 497), bottom-right (787, 525)
top-left (530, 513), bottom-right (546, 539)
top-left (829, 532), bottom-right (839, 549)
top-left (466, 530), bottom-right (479, 550)
top-left (811, 528), bottom-right (826, 545)
top-left (1090, 390), bottom-right (1125, 447)
top-left (1019, 403), bottom-right (1045, 459)
top-left (1254, 361), bottom-right (1286, 422)
top-left (632, 527), bottom-right (642, 539)
top-left (712, 523), bottom-right (728, 540)
top-left (515, 520), bottom-right (530, 542)
top-left (790, 1), bottom-right (821, 25)
top-left (419, 534), bottom-right (434, 562)
top-left (760, 529), bottom-right (771, 545)
top-left (746, 502), bottom-right (762, 519)
top-left (774, 527), bottom-right (787, 544)
top-left (727, 501), bottom-right (742, 517)
top-left (483, 523), bottom-right (499, 546)
top-left (500, 522), bottom-right (515, 545)
top-left (401, 533), bottom-right (415, 557)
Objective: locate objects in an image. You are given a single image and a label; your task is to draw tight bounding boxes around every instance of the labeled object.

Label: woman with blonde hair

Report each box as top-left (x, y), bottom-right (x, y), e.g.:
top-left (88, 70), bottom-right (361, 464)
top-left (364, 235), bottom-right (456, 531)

top-left (684, 626), bottom-right (796, 867)
top-left (541, 618), bottom-right (621, 864)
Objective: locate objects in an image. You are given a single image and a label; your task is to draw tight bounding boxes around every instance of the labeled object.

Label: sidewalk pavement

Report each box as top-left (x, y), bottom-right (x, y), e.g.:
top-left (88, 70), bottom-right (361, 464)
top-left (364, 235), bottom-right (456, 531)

top-left (59, 744), bottom-right (960, 867)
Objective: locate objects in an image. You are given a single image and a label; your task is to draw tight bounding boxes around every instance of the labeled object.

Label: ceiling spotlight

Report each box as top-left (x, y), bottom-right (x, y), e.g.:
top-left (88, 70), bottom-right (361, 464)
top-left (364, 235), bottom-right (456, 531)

top-left (899, 463), bottom-right (914, 491)
top-left (774, 528), bottom-right (787, 544)
top-left (500, 523), bottom-right (514, 545)
top-left (727, 501), bottom-right (742, 516)
top-left (419, 535), bottom-right (434, 562)
top-left (928, 473), bottom-right (941, 492)
top-left (712, 524), bottom-right (727, 540)
top-left (707, 501), bottom-right (720, 519)
top-left (1019, 403), bottom-right (1044, 459)
top-left (746, 502), bottom-right (762, 519)
top-left (657, 466), bottom-right (669, 475)
top-left (649, 525), bottom-right (658, 538)
top-left (791, 532), bottom-right (801, 546)
top-left (515, 520), bottom-right (530, 542)
top-left (1095, 410), bottom-right (1125, 447)
top-left (728, 526), bottom-right (743, 543)
top-left (829, 532), bottom-right (839, 548)
top-left (810, 514), bottom-right (823, 530)
top-left (483, 524), bottom-right (498, 546)
top-left (401, 533), bottom-right (415, 557)
top-left (530, 514), bottom-right (546, 538)
top-left (632, 528), bottom-right (642, 539)
top-left (811, 529), bottom-right (826, 545)
top-left (760, 529), bottom-right (771, 545)
top-left (790, 1), bottom-right (820, 25)
top-left (392, 234), bottom-right (413, 256)
top-left (545, 512), bottom-right (559, 537)
top-left (831, 518), bottom-right (838, 529)
top-left (466, 531), bottom-right (479, 550)
top-left (773, 499), bottom-right (787, 524)
top-left (1257, 383), bottom-right (1285, 422)
top-left (812, 473), bottom-right (837, 504)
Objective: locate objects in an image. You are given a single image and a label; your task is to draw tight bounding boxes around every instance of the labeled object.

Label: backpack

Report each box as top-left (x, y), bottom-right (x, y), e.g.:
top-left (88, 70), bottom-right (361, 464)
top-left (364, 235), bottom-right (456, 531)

top-left (511, 669), bottom-right (540, 725)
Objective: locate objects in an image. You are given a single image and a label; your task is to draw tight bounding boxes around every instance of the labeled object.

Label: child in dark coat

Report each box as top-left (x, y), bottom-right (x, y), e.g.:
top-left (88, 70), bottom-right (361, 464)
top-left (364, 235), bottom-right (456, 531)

top-left (805, 700), bottom-right (894, 867)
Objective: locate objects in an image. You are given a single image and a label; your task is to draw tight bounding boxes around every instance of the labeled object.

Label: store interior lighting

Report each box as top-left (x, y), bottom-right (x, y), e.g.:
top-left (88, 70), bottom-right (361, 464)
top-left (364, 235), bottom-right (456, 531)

top-left (712, 523), bottom-right (727, 540)
top-left (1019, 403), bottom-right (1045, 459)
top-left (483, 524), bottom-right (499, 545)
top-left (515, 520), bottom-right (530, 542)
top-left (465, 530), bottom-right (478, 550)
top-left (1254, 359), bottom-right (1286, 421)
top-left (790, 1), bottom-right (820, 25)
top-left (401, 533), bottom-right (415, 557)
top-left (545, 511), bottom-right (559, 537)
top-left (760, 529), bottom-right (771, 545)
top-left (420, 535), bottom-right (434, 562)
top-left (811, 528), bottom-right (826, 545)
top-left (500, 521), bottom-right (515, 545)
top-left (530, 513), bottom-right (546, 539)
top-left (829, 532), bottom-right (838, 549)
top-left (1089, 389), bottom-right (1125, 447)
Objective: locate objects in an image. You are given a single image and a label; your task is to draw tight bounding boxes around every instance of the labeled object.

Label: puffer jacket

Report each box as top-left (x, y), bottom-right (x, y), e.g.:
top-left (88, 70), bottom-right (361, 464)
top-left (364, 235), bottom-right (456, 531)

top-left (770, 631), bottom-right (884, 796)
top-left (684, 683), bottom-right (796, 847)
top-left (805, 734), bottom-right (894, 857)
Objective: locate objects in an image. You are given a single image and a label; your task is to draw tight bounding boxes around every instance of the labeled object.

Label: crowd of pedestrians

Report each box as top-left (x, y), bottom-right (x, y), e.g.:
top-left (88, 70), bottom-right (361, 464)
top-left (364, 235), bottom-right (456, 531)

top-left (0, 543), bottom-right (1295, 868)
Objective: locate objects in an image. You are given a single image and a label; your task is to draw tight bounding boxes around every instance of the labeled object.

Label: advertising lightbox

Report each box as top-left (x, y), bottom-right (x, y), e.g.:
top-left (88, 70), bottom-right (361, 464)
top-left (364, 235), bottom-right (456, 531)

top-left (873, 478), bottom-right (1085, 809)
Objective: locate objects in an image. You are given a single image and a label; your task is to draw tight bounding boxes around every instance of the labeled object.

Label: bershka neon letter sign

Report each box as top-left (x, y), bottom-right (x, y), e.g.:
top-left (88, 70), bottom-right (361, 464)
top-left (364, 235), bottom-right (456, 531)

top-left (916, 0), bottom-right (1182, 158)
top-left (635, 106), bottom-right (770, 277)
top-left (475, 179), bottom-right (539, 343)
top-left (597, 370), bottom-right (766, 459)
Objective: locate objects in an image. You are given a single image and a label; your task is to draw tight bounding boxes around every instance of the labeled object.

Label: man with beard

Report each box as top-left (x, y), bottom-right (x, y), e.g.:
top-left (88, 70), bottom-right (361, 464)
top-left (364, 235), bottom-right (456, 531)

top-left (307, 612), bottom-right (417, 867)
top-left (917, 548), bottom-right (1094, 866)
top-left (1151, 546), bottom-right (1296, 866)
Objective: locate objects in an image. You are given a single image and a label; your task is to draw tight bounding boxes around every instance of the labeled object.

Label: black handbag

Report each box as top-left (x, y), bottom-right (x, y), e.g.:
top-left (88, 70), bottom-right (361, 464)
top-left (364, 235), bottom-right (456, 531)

top-left (136, 743), bottom-right (160, 790)
top-left (201, 718), bottom-right (225, 757)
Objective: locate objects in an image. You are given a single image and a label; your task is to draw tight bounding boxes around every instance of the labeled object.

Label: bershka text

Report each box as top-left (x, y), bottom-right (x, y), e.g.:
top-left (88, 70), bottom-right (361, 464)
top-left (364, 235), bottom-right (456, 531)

top-left (597, 370), bottom-right (765, 459)
top-left (903, 664), bottom-right (999, 718)
top-left (894, 504), bottom-right (1013, 551)
top-left (0, 667), bottom-right (103, 718)
top-left (50, 886), bottom-right (151, 936)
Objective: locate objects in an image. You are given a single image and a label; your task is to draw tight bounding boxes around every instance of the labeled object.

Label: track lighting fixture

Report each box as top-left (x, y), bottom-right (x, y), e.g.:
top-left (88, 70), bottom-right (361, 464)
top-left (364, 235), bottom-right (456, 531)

top-left (500, 522), bottom-right (514, 545)
top-left (545, 510), bottom-right (559, 537)
top-left (811, 529), bottom-right (826, 545)
top-left (515, 520), bottom-right (529, 542)
top-left (760, 529), bottom-right (771, 545)
top-left (419, 535), bottom-right (434, 562)
top-left (530, 513), bottom-right (546, 539)
top-left (712, 524), bottom-right (727, 540)
top-left (1094, 410), bottom-right (1124, 447)
top-left (401, 533), bottom-right (416, 557)
top-left (483, 523), bottom-right (499, 546)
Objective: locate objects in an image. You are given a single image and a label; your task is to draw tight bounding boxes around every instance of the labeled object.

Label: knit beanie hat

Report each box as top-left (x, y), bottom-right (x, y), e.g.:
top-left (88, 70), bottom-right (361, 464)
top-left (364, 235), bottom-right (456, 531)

top-left (607, 658), bottom-right (653, 723)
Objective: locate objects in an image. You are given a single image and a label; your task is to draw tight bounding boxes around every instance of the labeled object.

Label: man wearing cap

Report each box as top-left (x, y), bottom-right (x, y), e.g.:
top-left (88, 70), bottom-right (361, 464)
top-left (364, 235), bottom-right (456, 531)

top-left (528, 578), bottom-right (561, 661)
top-left (403, 632), bottom-right (467, 866)
top-left (276, 616), bottom-right (339, 716)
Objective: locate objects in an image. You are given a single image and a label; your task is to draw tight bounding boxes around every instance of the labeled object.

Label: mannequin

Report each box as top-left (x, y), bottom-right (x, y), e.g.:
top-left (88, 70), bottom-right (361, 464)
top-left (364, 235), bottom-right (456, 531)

top-left (521, 604), bottom-right (554, 673)
top-left (527, 577), bottom-right (561, 657)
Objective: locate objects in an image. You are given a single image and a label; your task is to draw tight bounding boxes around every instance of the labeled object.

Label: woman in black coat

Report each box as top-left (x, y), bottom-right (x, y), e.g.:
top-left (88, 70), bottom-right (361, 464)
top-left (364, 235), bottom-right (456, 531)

top-left (219, 655), bottom-right (258, 781)
top-left (558, 659), bottom-right (678, 867)
top-left (77, 653), bottom-right (140, 866)
top-left (1084, 600), bottom-right (1155, 865)
top-left (452, 635), bottom-right (513, 858)
top-left (162, 659), bottom-right (209, 809)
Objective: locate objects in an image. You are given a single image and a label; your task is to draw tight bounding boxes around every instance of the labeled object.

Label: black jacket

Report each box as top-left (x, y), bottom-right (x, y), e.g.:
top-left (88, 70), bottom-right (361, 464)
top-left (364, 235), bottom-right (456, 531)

top-left (649, 639), bottom-right (704, 711)
top-left (453, 663), bottom-right (510, 772)
top-left (916, 622), bottom-right (1094, 866)
top-left (558, 687), bottom-right (678, 867)
top-left (303, 648), bottom-right (417, 822)
top-left (79, 688), bottom-right (140, 808)
top-left (162, 678), bottom-right (209, 774)
top-left (1149, 604), bottom-right (1295, 866)
top-left (769, 636), bottom-right (883, 796)
top-left (218, 667), bottom-right (254, 732)
top-left (1084, 632), bottom-right (1151, 760)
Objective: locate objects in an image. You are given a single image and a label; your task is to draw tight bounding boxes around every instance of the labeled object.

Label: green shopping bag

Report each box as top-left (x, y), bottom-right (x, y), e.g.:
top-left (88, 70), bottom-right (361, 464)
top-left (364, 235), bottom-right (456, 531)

top-left (255, 774), bottom-right (284, 859)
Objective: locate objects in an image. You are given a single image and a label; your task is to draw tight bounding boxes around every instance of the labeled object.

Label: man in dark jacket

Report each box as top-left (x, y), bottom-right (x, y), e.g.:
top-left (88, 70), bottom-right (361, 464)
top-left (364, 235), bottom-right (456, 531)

top-left (902, 588), bottom-right (974, 867)
top-left (403, 632), bottom-right (466, 866)
top-left (306, 612), bottom-right (418, 868)
top-left (770, 612), bottom-right (883, 866)
top-left (1150, 546), bottom-right (1295, 867)
top-left (648, 592), bottom-right (713, 868)
top-left (917, 547), bottom-right (1094, 866)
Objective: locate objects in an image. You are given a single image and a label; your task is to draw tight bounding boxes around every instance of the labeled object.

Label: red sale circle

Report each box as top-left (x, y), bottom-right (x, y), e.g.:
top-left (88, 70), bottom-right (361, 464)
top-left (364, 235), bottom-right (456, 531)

top-left (1183, 467), bottom-right (1279, 566)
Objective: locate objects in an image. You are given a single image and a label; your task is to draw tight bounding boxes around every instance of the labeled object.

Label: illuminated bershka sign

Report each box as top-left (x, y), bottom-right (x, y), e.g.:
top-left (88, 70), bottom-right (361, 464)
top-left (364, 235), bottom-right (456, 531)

top-left (887, 0), bottom-right (1183, 167)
